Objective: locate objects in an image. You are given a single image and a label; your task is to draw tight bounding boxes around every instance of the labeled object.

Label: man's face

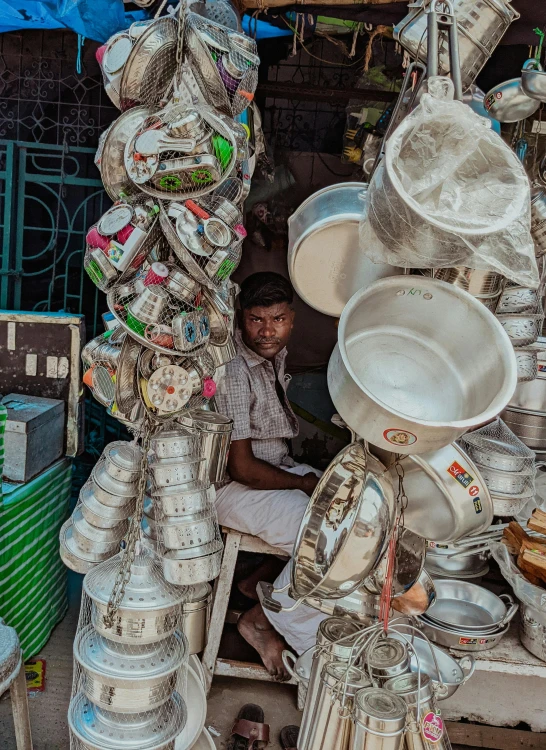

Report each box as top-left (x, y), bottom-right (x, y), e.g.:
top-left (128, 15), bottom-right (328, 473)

top-left (241, 302), bottom-right (295, 360)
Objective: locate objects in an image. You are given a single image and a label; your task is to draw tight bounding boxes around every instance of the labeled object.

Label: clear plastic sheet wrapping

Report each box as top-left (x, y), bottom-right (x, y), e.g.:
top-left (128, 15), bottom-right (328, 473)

top-left (359, 77), bottom-right (539, 288)
top-left (491, 542), bottom-right (546, 610)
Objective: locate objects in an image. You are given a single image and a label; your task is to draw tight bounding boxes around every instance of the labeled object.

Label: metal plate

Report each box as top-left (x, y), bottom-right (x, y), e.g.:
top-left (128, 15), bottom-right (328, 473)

top-left (174, 664), bottom-right (206, 749)
top-left (101, 107), bottom-right (152, 201)
top-left (115, 334), bottom-right (142, 414)
top-left (98, 205), bottom-right (134, 236)
top-left (103, 34), bottom-right (133, 75)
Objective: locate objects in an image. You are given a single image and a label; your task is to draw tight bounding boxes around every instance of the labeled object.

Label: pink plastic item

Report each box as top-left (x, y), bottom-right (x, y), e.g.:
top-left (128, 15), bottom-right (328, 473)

top-left (95, 45), bottom-right (107, 66)
top-left (86, 227), bottom-right (109, 251)
top-left (202, 378), bottom-right (217, 398)
top-left (233, 224), bottom-right (247, 238)
top-left (117, 224), bottom-right (134, 244)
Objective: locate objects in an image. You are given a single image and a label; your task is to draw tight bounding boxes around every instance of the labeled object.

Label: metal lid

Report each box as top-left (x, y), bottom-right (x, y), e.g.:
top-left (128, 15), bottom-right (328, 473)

top-left (189, 408), bottom-right (233, 433)
top-left (383, 673), bottom-right (432, 704)
top-left (105, 441), bottom-right (143, 471)
top-left (68, 691), bottom-right (186, 750)
top-left (318, 617), bottom-right (361, 656)
top-left (98, 205), bottom-right (134, 236)
top-left (93, 461), bottom-right (138, 497)
top-left (75, 624), bottom-right (186, 681)
top-left (322, 662), bottom-right (370, 695)
top-left (183, 582), bottom-right (212, 611)
top-left (354, 687), bottom-right (407, 732)
top-left (84, 547), bottom-right (186, 612)
top-left (368, 638), bottom-right (408, 671)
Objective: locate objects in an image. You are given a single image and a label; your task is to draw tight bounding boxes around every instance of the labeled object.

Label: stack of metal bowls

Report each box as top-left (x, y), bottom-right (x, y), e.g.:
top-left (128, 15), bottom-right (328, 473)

top-left (60, 441), bottom-right (142, 574)
top-left (432, 267), bottom-right (504, 312)
top-left (496, 283), bottom-right (544, 386)
top-left (147, 428), bottom-right (223, 588)
top-left (418, 579), bottom-right (518, 652)
top-left (503, 336), bottom-right (546, 453)
top-left (69, 548), bottom-right (188, 749)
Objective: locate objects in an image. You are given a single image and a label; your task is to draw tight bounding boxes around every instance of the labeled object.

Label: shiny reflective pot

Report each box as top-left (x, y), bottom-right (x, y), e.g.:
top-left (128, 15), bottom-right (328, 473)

top-left (72, 509), bottom-right (126, 555)
top-left (189, 409), bottom-right (233, 484)
top-left (288, 183), bottom-right (401, 317)
top-left (103, 441), bottom-right (142, 483)
top-left (501, 407), bottom-right (546, 450)
top-left (520, 603), bottom-right (546, 662)
top-left (418, 616), bottom-right (510, 651)
top-left (292, 442), bottom-right (395, 600)
top-left (156, 510), bottom-right (217, 550)
top-left (367, 638), bottom-right (410, 685)
top-left (162, 539), bottom-right (223, 586)
top-left (149, 457), bottom-right (206, 488)
top-left (485, 69), bottom-right (541, 123)
top-left (425, 546), bottom-right (489, 578)
top-left (328, 277), bottom-right (517, 455)
top-left (375, 442), bottom-right (493, 543)
top-left (426, 579), bottom-right (518, 633)
top-left (432, 267), bottom-right (503, 296)
top-left (79, 484), bottom-right (134, 529)
top-left (306, 589), bottom-right (382, 624)
top-left (182, 582), bottom-right (212, 655)
top-left (394, 0), bottom-right (519, 92)
top-left (151, 428), bottom-right (201, 460)
top-left (59, 520), bottom-right (112, 574)
top-left (93, 460), bottom-right (139, 500)
top-left (352, 687), bottom-right (407, 750)
top-left (509, 371), bottom-right (546, 413)
top-left (514, 348), bottom-right (539, 383)
top-left (85, 548), bottom-right (186, 645)
top-left (152, 483), bottom-right (214, 517)
top-left (74, 624), bottom-right (186, 713)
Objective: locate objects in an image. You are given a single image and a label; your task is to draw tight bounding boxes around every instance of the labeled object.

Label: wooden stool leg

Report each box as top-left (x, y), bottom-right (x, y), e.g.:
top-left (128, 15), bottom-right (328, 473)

top-left (10, 664), bottom-right (32, 750)
top-left (202, 531), bottom-right (241, 694)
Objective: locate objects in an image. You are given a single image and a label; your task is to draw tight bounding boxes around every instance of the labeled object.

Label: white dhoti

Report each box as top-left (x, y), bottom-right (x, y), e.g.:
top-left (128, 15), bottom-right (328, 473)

top-left (215, 463), bottom-right (327, 654)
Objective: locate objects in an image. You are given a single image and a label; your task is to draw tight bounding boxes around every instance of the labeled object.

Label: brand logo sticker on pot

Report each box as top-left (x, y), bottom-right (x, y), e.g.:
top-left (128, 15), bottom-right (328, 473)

top-left (421, 713), bottom-right (444, 743)
top-left (383, 429), bottom-right (417, 447)
top-left (459, 637), bottom-right (478, 645)
top-left (447, 461), bottom-right (473, 488)
top-left (473, 497), bottom-right (483, 514)
top-left (469, 485), bottom-right (479, 497)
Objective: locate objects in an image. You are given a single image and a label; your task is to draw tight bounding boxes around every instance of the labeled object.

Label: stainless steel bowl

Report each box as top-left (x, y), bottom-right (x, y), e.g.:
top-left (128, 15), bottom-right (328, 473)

top-left (75, 624), bottom-right (186, 713)
top-left (93, 460), bottom-right (139, 498)
top-left (477, 464), bottom-right (532, 495)
top-left (156, 510), bottom-right (217, 551)
top-left (433, 267), bottom-right (503, 296)
top-left (521, 58), bottom-right (546, 102)
top-left (79, 484), bottom-right (135, 529)
top-left (497, 286), bottom-right (540, 314)
top-left (151, 428), bottom-right (201, 460)
top-left (502, 407), bottom-right (546, 450)
top-left (496, 314), bottom-right (543, 347)
top-left (59, 520), bottom-right (112, 574)
top-left (103, 441), bottom-right (142, 483)
top-left (425, 579), bottom-right (517, 633)
top-left (152, 483), bottom-right (214, 517)
top-left (509, 371), bottom-right (546, 413)
top-left (72, 509), bottom-right (126, 555)
top-left (485, 70), bottom-right (541, 123)
top-left (514, 348), bottom-right (539, 383)
top-left (149, 457), bottom-right (206, 488)
top-left (328, 277), bottom-right (517, 454)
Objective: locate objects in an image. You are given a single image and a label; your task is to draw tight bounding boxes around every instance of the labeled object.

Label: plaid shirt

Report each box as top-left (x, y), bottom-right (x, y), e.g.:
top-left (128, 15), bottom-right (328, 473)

top-left (215, 329), bottom-right (299, 476)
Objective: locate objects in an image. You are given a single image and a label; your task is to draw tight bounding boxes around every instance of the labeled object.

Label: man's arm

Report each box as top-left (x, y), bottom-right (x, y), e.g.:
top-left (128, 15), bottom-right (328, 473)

top-left (228, 438), bottom-right (319, 496)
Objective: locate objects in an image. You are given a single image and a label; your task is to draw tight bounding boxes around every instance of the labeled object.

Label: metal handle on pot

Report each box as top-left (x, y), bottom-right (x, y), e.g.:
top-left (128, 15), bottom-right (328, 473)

top-left (458, 654), bottom-right (476, 683)
top-left (499, 594), bottom-right (519, 627)
top-left (257, 580), bottom-right (305, 614)
top-left (282, 650), bottom-right (301, 682)
top-left (426, 0), bottom-right (463, 100)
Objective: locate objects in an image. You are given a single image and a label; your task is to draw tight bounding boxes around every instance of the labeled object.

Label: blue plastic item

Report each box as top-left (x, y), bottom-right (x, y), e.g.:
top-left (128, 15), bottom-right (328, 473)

top-left (0, 0), bottom-right (145, 43)
top-left (242, 13), bottom-right (291, 39)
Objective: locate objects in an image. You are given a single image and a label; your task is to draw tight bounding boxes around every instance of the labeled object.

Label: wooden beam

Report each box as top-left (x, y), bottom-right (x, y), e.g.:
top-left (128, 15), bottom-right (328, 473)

top-left (215, 657), bottom-right (297, 685)
top-left (244, 0), bottom-right (400, 7)
top-left (257, 81), bottom-right (398, 104)
top-left (446, 722), bottom-right (546, 749)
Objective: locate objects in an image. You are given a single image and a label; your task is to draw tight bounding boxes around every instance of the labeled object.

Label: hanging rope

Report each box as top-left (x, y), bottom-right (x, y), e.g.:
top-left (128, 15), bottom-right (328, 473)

top-left (364, 25), bottom-right (391, 72)
top-left (76, 35), bottom-right (85, 75)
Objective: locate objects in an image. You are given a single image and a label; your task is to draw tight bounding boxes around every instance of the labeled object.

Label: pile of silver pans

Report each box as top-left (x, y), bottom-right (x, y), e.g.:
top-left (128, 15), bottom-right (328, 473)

top-left (60, 441), bottom-right (142, 574)
top-left (145, 428), bottom-right (223, 588)
top-left (503, 337), bottom-right (546, 455)
top-left (418, 579), bottom-right (518, 652)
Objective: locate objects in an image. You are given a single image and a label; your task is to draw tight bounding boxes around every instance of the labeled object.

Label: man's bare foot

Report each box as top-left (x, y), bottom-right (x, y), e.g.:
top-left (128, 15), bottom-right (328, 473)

top-left (237, 603), bottom-right (289, 681)
top-left (238, 557), bottom-right (286, 601)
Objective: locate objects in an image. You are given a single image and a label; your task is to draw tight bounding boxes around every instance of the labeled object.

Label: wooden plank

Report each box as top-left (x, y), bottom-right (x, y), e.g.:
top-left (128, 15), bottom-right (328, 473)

top-left (243, 0), bottom-right (400, 7)
top-left (446, 722), bottom-right (546, 749)
top-left (220, 527), bottom-right (289, 557)
top-left (215, 658), bottom-right (297, 685)
top-left (9, 665), bottom-right (33, 750)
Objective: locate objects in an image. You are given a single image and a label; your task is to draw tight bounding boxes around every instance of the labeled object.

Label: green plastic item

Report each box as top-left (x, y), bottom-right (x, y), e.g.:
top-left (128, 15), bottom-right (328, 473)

top-left (125, 309), bottom-right (147, 336)
top-left (212, 135), bottom-right (233, 170)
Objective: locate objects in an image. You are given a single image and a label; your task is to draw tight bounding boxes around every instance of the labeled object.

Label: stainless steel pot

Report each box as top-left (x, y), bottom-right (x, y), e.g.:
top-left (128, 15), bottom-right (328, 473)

top-left (151, 428), bottom-right (200, 460)
top-left (496, 313), bottom-right (543, 347)
top-left (485, 68), bottom-right (541, 123)
top-left (394, 0), bottom-right (519, 92)
top-left (74, 624), bottom-right (186, 713)
top-left (103, 441), bottom-right (142, 483)
top-left (390, 631), bottom-right (475, 699)
top-left (162, 539), bottom-right (223, 586)
top-left (68, 691), bottom-right (185, 750)
top-left (509, 370), bottom-right (546, 413)
top-left (352, 687), bottom-right (407, 750)
top-left (383, 673), bottom-right (449, 750)
top-left (497, 286), bottom-right (540, 314)
top-left (288, 183), bottom-right (401, 317)
top-left (417, 616), bottom-right (510, 651)
top-left (152, 483), bottom-right (214, 517)
top-left (187, 409), bottom-right (233, 484)
top-left (299, 618), bottom-right (364, 750)
top-left (156, 510), bottom-right (217, 550)
top-left (59, 520), bottom-right (112, 574)
top-left (367, 638), bottom-right (410, 685)
top-left (72, 508), bottom-right (126, 555)
top-left (520, 603), bottom-right (546, 662)
top-left (501, 407), bottom-right (546, 449)
top-left (514, 348), bottom-right (539, 383)
top-left (364, 527), bottom-right (425, 597)
top-left (374, 442), bottom-right (493, 543)
top-left (328, 277), bottom-right (517, 455)
top-left (477, 463), bottom-right (532, 495)
top-left (425, 546), bottom-right (489, 578)
top-left (426, 579), bottom-right (518, 633)
top-left (85, 548), bottom-right (187, 644)
top-left (93, 460), bottom-right (139, 501)
top-left (182, 583), bottom-right (212, 655)
top-left (79, 484), bottom-right (135, 529)
top-left (292, 442), bottom-right (395, 600)
top-left (149, 457), bottom-right (206, 488)
top-left (306, 589), bottom-right (382, 624)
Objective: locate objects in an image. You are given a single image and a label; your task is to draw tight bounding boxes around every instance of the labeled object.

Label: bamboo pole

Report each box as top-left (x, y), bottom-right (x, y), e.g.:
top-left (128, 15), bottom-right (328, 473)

top-left (242, 0), bottom-right (399, 8)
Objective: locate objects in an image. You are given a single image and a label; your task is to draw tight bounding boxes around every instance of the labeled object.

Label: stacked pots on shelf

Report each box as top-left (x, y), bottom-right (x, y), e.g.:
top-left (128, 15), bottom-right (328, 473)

top-left (60, 441), bottom-right (142, 574)
top-left (503, 337), bottom-right (546, 456)
top-left (496, 282), bottom-right (545, 383)
top-left (68, 549), bottom-right (189, 750)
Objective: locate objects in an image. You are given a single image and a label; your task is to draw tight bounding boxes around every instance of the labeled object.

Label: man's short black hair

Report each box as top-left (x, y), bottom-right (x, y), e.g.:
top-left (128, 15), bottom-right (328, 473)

top-left (239, 272), bottom-right (294, 310)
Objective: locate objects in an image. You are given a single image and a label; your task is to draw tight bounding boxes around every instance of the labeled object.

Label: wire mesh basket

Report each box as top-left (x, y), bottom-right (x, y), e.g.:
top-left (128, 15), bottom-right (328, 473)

top-left (123, 104), bottom-right (239, 201)
top-left (461, 417), bottom-right (536, 474)
top-left (184, 13), bottom-right (259, 117)
top-left (189, 0), bottom-right (242, 32)
top-left (84, 200), bottom-right (161, 292)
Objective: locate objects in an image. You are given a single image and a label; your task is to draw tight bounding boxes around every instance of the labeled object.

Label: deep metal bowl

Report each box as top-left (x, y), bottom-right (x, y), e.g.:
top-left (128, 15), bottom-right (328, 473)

top-left (59, 520), bottom-right (111, 574)
top-left (103, 440), bottom-right (142, 483)
top-left (151, 428), bottom-right (201, 460)
top-left (521, 59), bottom-right (546, 102)
top-left (433, 267), bottom-right (503, 296)
top-left (149, 457), bottom-right (206, 488)
top-left (162, 540), bottom-right (223, 586)
top-left (152, 482), bottom-right (214, 517)
top-left (501, 407), bottom-right (546, 450)
top-left (328, 277), bottom-right (517, 454)
top-left (485, 71), bottom-right (541, 123)
top-left (100, 107), bottom-right (151, 201)
top-left (156, 510), bottom-right (217, 551)
top-left (72, 509), bottom-right (126, 555)
top-left (478, 464), bottom-right (531, 495)
top-left (93, 460), bottom-right (139, 498)
top-left (79, 484), bottom-right (134, 529)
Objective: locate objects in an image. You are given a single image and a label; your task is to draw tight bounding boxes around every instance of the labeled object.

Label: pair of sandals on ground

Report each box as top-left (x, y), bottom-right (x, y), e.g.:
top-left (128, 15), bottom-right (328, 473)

top-left (229, 704), bottom-right (298, 750)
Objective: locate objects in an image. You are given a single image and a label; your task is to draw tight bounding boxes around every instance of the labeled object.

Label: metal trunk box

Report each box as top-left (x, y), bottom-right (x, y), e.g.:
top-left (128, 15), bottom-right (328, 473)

top-left (2, 394), bottom-right (65, 483)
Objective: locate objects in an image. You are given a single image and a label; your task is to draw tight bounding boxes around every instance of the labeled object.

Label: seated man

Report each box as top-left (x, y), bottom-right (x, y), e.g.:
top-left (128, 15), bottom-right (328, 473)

top-left (215, 272), bottom-right (327, 680)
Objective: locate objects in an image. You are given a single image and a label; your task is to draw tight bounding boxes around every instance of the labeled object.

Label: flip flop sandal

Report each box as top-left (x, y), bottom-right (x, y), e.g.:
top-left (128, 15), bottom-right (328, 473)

top-left (228, 703), bottom-right (270, 750)
top-left (280, 725), bottom-right (299, 750)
